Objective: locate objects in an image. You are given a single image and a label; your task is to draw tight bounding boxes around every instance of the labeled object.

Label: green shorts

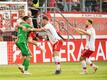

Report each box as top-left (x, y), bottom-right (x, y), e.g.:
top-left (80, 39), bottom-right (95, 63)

top-left (16, 42), bottom-right (30, 56)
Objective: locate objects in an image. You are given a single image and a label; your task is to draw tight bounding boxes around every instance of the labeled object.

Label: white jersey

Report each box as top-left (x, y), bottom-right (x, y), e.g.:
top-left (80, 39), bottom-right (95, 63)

top-left (85, 27), bottom-right (96, 51)
top-left (44, 22), bottom-right (62, 44)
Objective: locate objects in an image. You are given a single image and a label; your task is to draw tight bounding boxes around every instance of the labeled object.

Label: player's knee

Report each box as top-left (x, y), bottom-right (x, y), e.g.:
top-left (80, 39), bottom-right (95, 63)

top-left (53, 51), bottom-right (59, 57)
top-left (80, 56), bottom-right (86, 61)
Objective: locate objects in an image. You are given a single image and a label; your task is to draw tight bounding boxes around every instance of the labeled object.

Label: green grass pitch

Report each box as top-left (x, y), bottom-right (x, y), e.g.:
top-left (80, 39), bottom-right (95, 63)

top-left (0, 62), bottom-right (107, 80)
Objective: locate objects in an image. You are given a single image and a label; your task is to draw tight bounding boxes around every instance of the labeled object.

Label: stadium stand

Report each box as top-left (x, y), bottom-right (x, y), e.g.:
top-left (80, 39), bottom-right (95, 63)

top-left (0, 0), bottom-right (107, 41)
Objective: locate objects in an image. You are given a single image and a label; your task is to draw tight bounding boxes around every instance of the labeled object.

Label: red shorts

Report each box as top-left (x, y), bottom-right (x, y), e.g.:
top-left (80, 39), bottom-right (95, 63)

top-left (81, 49), bottom-right (94, 58)
top-left (29, 32), bottom-right (36, 39)
top-left (53, 40), bottom-right (63, 52)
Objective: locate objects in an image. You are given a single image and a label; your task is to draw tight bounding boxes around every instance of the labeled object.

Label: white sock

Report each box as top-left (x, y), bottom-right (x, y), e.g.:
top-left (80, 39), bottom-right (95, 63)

top-left (86, 58), bottom-right (92, 65)
top-left (54, 56), bottom-right (60, 70)
top-left (56, 64), bottom-right (60, 70)
top-left (86, 58), bottom-right (96, 68)
top-left (81, 60), bottom-right (87, 72)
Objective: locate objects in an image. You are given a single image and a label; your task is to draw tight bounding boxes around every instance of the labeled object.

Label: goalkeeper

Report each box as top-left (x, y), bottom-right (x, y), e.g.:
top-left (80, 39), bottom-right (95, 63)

top-left (16, 16), bottom-right (43, 75)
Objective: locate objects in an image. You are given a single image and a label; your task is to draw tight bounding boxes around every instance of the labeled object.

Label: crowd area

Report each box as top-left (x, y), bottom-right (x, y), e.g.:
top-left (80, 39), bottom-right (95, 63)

top-left (0, 0), bottom-right (107, 41)
top-left (1, 0), bottom-right (107, 12)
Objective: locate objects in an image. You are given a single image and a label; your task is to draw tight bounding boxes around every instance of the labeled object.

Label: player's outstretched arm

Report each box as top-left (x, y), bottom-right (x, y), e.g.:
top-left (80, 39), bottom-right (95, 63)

top-left (75, 28), bottom-right (90, 36)
top-left (30, 28), bottom-right (45, 32)
top-left (17, 24), bottom-right (45, 32)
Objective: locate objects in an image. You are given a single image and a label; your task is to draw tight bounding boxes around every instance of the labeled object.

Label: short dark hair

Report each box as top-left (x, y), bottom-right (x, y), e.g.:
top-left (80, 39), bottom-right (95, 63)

top-left (22, 16), bottom-right (29, 21)
top-left (43, 16), bottom-right (49, 21)
top-left (88, 19), bottom-right (93, 24)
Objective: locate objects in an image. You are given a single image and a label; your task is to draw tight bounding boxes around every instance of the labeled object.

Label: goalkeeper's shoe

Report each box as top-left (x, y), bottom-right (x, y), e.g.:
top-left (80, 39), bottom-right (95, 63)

top-left (17, 65), bottom-right (24, 73)
top-left (55, 69), bottom-right (61, 74)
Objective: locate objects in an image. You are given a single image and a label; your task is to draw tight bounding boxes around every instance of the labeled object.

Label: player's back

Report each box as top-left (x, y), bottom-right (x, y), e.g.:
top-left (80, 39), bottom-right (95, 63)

top-left (17, 23), bottom-right (31, 43)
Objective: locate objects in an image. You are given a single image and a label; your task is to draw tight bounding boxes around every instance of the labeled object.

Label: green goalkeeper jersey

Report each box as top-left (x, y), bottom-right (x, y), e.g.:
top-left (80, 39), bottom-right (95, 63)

top-left (17, 23), bottom-right (31, 43)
